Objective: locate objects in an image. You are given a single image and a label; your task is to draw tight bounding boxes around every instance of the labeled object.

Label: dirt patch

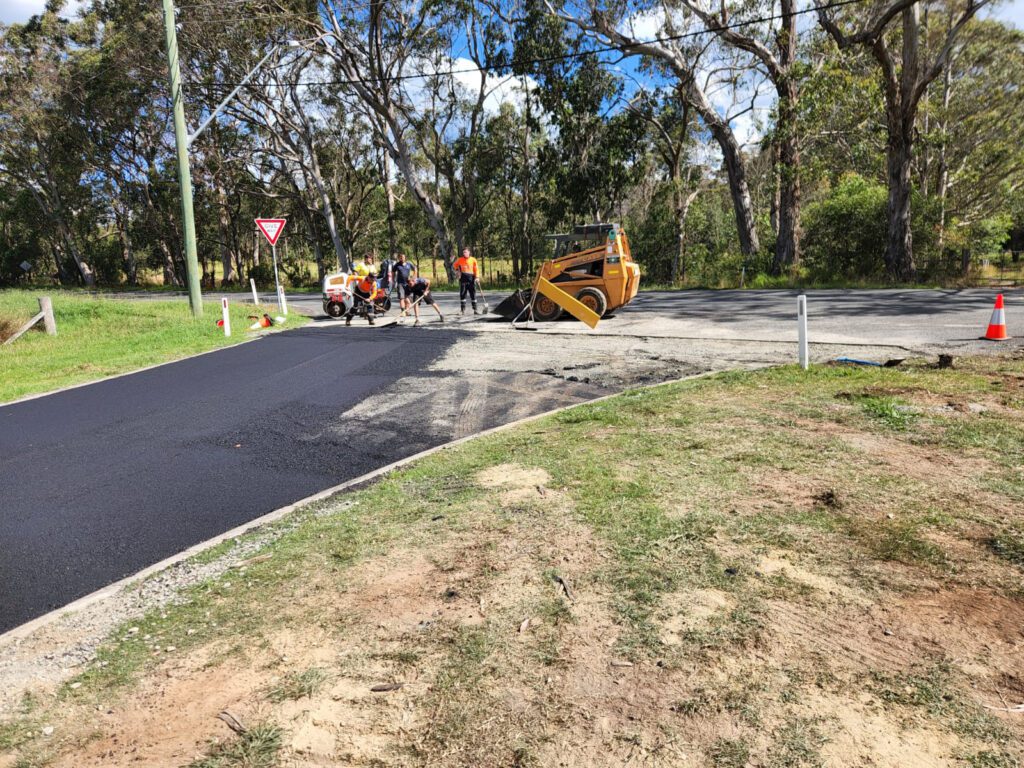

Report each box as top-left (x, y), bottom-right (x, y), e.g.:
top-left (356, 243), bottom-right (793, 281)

top-left (798, 690), bottom-right (961, 767)
top-left (759, 552), bottom-right (870, 606)
top-left (660, 589), bottom-right (736, 645)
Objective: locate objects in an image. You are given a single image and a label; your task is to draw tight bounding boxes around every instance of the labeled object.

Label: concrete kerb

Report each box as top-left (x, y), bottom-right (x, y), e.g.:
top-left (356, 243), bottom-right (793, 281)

top-left (0, 367), bottom-right (729, 645)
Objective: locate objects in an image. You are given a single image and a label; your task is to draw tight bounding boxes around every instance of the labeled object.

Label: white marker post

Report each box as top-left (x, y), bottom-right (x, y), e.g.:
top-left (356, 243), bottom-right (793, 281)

top-left (797, 294), bottom-right (808, 370)
top-left (250, 277), bottom-right (259, 306)
top-left (255, 218), bottom-right (288, 316)
top-left (221, 296), bottom-right (231, 337)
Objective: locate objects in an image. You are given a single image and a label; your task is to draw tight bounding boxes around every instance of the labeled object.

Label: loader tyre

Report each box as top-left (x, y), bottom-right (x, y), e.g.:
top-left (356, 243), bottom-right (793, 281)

top-left (533, 293), bottom-right (564, 321)
top-left (575, 287), bottom-right (607, 317)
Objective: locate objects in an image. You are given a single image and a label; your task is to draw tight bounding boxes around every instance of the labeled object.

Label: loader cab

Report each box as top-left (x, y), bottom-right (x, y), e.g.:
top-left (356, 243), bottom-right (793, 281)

top-left (540, 223), bottom-right (640, 315)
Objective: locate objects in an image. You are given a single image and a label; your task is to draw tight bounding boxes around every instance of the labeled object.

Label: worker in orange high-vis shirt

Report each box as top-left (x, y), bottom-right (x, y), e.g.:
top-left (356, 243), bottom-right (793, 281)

top-left (452, 247), bottom-right (480, 315)
top-left (347, 273), bottom-right (378, 326)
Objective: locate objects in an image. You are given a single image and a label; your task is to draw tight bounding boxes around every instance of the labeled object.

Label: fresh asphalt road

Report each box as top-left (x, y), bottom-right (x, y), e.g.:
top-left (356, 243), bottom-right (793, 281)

top-left (0, 327), bottom-right (460, 633)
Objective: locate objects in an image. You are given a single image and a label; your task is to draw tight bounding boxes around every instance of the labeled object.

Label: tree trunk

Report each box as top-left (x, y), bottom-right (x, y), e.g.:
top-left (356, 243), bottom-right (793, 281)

top-left (216, 181), bottom-right (238, 285)
top-left (381, 150), bottom-right (398, 258)
top-left (772, 80), bottom-right (801, 274)
top-left (709, 120), bottom-right (761, 257)
top-left (115, 209), bottom-right (137, 285)
top-left (885, 122), bottom-right (916, 281)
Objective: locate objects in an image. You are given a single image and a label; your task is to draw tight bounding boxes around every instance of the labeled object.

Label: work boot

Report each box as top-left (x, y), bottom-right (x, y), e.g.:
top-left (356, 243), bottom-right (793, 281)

top-left (460, 304), bottom-right (466, 315)
top-left (368, 316), bottom-right (375, 325)
top-left (345, 316), bottom-right (352, 326)
top-left (473, 306), bottom-right (481, 315)
top-left (439, 314), bottom-right (445, 323)
top-left (413, 319), bottom-right (421, 326)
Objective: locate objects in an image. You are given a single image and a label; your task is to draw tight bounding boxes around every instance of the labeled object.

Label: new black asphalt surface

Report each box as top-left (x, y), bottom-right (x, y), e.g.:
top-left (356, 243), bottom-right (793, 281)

top-left (0, 326), bottom-right (460, 633)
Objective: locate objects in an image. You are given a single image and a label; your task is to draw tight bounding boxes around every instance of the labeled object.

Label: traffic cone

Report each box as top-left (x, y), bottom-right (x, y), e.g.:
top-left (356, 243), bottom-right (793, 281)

top-left (982, 294), bottom-right (1009, 340)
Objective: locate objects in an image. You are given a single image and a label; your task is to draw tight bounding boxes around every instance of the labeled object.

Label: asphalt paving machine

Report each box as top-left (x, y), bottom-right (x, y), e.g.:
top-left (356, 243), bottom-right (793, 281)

top-left (492, 223), bottom-right (641, 325)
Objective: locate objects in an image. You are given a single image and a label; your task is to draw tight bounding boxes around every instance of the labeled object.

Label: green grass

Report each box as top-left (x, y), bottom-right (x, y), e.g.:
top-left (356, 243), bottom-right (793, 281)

top-left (0, 290), bottom-right (307, 403)
top-left (187, 723), bottom-right (284, 768)
top-left (265, 668), bottom-right (328, 703)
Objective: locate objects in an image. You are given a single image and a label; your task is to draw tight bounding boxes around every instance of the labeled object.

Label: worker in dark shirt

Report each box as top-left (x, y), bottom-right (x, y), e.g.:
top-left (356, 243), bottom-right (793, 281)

top-left (452, 247), bottom-right (479, 315)
top-left (393, 253), bottom-right (416, 314)
top-left (408, 276), bottom-right (444, 325)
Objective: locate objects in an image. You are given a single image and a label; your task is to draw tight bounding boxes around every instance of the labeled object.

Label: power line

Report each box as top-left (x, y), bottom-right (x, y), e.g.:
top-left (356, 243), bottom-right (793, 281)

top-left (201, 0), bottom-right (872, 88)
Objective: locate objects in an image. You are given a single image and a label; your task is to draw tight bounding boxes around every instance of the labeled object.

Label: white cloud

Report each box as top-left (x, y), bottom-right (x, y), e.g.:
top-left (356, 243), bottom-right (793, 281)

top-left (449, 57), bottom-right (540, 115)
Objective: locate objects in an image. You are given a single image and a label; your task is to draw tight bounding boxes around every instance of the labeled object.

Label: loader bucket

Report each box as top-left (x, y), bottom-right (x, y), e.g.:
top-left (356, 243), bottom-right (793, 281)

top-left (492, 289), bottom-right (532, 320)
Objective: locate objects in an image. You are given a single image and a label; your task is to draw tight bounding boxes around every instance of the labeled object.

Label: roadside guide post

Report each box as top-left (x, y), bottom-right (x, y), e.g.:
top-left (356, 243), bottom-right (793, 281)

top-left (250, 278), bottom-right (259, 306)
top-left (797, 294), bottom-right (808, 370)
top-left (221, 297), bottom-right (231, 337)
top-left (255, 218), bottom-right (288, 316)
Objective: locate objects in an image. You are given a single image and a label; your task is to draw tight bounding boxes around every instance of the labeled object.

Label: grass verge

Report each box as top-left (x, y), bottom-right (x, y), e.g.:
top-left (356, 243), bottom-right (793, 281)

top-left (0, 291), bottom-right (307, 403)
top-left (2, 353), bottom-right (1022, 767)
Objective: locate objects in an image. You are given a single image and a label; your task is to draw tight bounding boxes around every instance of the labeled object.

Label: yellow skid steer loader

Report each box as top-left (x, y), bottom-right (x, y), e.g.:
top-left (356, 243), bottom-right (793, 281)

top-left (493, 223), bottom-right (641, 327)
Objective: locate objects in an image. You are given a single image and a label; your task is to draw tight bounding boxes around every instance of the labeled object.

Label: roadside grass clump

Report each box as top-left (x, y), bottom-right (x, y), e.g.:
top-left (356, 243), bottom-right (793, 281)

top-left (857, 519), bottom-right (949, 568)
top-left (857, 394), bottom-right (917, 430)
top-left (187, 722), bottom-right (284, 768)
top-left (869, 664), bottom-right (1010, 744)
top-left (0, 314), bottom-right (21, 343)
top-left (767, 718), bottom-right (826, 768)
top-left (709, 736), bottom-right (752, 767)
top-left (266, 667), bottom-right (328, 703)
top-left (987, 527), bottom-right (1024, 569)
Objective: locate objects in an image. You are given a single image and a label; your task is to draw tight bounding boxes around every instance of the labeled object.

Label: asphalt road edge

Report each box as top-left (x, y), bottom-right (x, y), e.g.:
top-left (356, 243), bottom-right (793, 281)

top-left (0, 328), bottom-right (291, 410)
top-left (1, 368), bottom-right (725, 644)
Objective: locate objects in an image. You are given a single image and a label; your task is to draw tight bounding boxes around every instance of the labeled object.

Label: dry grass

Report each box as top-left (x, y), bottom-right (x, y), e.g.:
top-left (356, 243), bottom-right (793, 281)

top-left (0, 314), bottom-right (22, 344)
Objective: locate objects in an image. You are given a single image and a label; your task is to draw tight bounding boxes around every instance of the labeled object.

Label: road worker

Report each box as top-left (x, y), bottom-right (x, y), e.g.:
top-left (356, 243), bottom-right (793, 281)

top-left (378, 253), bottom-right (395, 293)
top-left (393, 253), bottom-right (416, 314)
top-left (347, 272), bottom-right (378, 326)
top-left (407, 276), bottom-right (444, 325)
top-left (452, 247), bottom-right (480, 315)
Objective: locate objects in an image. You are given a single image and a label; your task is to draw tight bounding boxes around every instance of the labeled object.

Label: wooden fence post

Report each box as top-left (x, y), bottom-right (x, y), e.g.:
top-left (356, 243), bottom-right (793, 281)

top-left (39, 296), bottom-right (57, 336)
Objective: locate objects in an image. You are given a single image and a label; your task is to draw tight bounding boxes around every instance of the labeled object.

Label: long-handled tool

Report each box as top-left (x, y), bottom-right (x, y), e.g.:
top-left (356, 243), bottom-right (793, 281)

top-left (382, 292), bottom-right (428, 329)
top-left (475, 278), bottom-right (490, 313)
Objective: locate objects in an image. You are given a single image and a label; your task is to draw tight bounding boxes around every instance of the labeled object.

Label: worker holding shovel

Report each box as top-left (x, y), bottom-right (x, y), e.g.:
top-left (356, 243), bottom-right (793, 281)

top-left (407, 277), bottom-right (444, 325)
top-left (453, 247), bottom-right (480, 315)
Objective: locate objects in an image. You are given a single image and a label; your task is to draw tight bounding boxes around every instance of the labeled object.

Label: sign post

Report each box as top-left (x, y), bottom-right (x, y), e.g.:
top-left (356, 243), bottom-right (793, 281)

top-left (797, 294), bottom-right (808, 370)
top-left (221, 296), bottom-right (231, 337)
top-left (255, 218), bottom-right (287, 316)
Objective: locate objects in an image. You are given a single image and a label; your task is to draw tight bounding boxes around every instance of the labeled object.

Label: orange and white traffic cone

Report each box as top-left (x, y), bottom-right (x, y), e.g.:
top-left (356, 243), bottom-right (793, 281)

top-left (982, 294), bottom-right (1009, 341)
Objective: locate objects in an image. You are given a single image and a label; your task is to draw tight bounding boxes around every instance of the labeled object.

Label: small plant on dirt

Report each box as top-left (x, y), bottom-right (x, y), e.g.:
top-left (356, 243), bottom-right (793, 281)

top-left (708, 736), bottom-right (751, 768)
top-left (858, 395), bottom-right (917, 430)
top-left (266, 668), bottom-right (328, 703)
top-left (188, 723), bottom-right (283, 768)
top-left (860, 520), bottom-right (947, 568)
top-left (987, 527), bottom-right (1024, 569)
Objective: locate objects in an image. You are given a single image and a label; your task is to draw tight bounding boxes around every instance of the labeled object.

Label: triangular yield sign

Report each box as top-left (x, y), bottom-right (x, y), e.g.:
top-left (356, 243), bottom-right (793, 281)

top-left (255, 218), bottom-right (287, 246)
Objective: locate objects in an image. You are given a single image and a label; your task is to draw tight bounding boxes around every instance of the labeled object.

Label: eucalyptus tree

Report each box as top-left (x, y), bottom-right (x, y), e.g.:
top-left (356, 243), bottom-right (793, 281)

top-left (629, 88), bottom-right (708, 283)
top-left (815, 0), bottom-right (992, 280)
top-left (545, 0), bottom-right (762, 258)
top-left (312, 0), bottom-right (465, 277)
top-left (676, 0), bottom-right (804, 272)
top-left (0, 6), bottom-right (96, 284)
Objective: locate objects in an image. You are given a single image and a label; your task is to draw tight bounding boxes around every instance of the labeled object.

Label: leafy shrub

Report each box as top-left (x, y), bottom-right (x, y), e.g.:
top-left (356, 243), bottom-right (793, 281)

top-left (802, 174), bottom-right (888, 280)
